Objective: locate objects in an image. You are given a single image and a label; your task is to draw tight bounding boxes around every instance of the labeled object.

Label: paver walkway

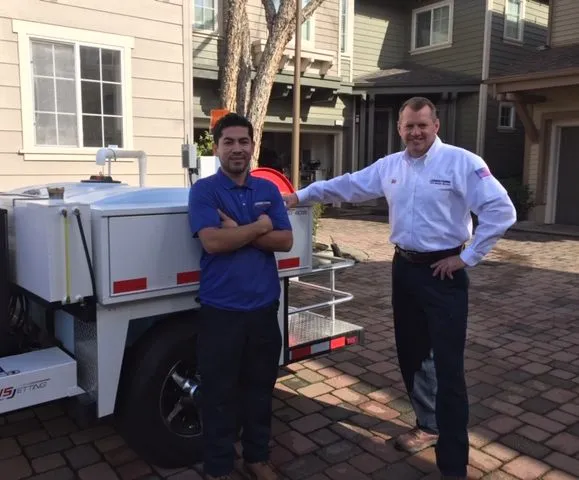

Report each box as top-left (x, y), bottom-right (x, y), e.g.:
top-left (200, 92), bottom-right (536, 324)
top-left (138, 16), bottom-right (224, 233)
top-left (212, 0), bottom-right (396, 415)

top-left (1, 214), bottom-right (578, 480)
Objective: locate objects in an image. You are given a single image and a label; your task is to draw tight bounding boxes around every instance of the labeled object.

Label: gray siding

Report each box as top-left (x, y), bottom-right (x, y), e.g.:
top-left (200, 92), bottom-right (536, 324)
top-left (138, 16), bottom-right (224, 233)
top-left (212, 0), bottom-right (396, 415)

top-left (193, 33), bottom-right (221, 70)
top-left (352, 0), bottom-right (408, 78)
top-left (484, 98), bottom-right (526, 179)
top-left (454, 93), bottom-right (479, 153)
top-left (407, 0), bottom-right (484, 78)
top-left (489, 0), bottom-right (549, 77)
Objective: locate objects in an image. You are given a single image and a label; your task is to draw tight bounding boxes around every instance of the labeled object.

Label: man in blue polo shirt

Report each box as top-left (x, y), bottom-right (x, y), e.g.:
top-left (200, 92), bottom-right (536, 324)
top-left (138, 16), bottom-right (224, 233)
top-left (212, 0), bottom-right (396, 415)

top-left (188, 113), bottom-right (293, 480)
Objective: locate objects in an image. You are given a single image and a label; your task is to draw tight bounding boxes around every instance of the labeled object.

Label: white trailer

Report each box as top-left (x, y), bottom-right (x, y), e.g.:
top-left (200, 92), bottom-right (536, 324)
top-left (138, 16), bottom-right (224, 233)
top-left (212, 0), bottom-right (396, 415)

top-left (0, 149), bottom-right (363, 467)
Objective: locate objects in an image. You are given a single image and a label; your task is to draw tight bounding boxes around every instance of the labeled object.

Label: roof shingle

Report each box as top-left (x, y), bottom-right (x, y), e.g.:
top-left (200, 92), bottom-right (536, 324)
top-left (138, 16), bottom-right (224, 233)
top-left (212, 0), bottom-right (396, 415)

top-left (354, 61), bottom-right (480, 89)
top-left (488, 43), bottom-right (579, 79)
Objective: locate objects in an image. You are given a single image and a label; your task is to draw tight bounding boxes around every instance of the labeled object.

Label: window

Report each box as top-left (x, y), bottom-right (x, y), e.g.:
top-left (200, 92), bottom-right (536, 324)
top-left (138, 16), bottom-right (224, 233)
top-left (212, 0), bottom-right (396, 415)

top-left (13, 20), bottom-right (134, 156)
top-left (340, 0), bottom-right (349, 54)
top-left (498, 102), bottom-right (516, 129)
top-left (273, 0), bottom-right (314, 44)
top-left (504, 0), bottom-right (524, 42)
top-left (31, 41), bottom-right (124, 148)
top-left (411, 0), bottom-right (453, 52)
top-left (194, 0), bottom-right (217, 31)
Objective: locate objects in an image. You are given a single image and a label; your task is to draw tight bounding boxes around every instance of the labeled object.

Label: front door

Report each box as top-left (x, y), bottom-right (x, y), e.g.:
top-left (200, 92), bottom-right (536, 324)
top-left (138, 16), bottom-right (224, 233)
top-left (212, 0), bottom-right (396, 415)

top-left (555, 126), bottom-right (579, 225)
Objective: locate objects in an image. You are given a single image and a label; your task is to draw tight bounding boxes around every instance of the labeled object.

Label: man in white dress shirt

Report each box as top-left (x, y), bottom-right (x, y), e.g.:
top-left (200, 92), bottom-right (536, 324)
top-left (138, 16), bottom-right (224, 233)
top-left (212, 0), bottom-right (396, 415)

top-left (283, 97), bottom-right (517, 479)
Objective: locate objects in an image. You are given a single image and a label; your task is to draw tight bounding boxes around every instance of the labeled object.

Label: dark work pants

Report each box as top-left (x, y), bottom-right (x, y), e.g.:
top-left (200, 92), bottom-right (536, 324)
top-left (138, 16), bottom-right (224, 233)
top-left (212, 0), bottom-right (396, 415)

top-left (392, 252), bottom-right (470, 477)
top-left (197, 301), bottom-right (282, 477)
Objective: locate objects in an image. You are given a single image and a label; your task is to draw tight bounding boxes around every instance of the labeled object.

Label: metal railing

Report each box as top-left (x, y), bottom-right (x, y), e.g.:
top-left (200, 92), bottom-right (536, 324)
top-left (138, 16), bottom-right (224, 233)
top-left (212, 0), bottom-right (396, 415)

top-left (288, 254), bottom-right (355, 321)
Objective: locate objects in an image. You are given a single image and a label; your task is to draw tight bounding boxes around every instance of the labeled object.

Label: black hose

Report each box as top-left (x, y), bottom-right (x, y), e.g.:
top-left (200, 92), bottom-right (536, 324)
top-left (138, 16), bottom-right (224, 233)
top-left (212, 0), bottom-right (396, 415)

top-left (73, 209), bottom-right (97, 300)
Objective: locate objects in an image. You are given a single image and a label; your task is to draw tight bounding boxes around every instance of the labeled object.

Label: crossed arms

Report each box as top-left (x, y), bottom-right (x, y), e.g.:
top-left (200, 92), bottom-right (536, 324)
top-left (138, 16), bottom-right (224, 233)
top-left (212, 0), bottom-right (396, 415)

top-left (188, 185), bottom-right (293, 255)
top-left (198, 210), bottom-right (293, 254)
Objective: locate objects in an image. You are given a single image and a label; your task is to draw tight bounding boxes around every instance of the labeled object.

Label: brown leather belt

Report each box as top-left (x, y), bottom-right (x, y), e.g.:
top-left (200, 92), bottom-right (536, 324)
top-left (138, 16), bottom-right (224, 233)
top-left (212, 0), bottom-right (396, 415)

top-left (395, 245), bottom-right (463, 264)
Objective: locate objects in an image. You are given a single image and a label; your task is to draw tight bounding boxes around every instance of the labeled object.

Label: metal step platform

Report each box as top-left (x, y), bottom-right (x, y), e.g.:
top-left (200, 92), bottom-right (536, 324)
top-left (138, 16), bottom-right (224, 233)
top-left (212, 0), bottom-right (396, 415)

top-left (287, 310), bottom-right (364, 361)
top-left (285, 254), bottom-right (364, 363)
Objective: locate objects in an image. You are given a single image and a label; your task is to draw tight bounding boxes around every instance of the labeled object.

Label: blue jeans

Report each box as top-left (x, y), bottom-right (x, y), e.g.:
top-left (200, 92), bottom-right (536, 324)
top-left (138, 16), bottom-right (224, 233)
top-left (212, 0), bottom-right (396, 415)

top-left (197, 301), bottom-right (282, 477)
top-left (392, 253), bottom-right (470, 477)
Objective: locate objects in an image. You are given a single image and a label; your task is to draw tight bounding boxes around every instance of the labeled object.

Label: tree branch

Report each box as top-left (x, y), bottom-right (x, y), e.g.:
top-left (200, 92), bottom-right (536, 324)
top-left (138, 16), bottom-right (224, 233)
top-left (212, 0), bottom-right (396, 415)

top-left (302, 0), bottom-right (324, 22)
top-left (262, 0), bottom-right (276, 33)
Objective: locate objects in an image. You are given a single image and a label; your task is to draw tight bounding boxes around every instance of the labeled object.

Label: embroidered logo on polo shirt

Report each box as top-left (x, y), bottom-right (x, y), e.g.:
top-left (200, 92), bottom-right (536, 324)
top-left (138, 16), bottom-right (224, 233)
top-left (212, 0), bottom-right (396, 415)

top-left (254, 201), bottom-right (271, 207)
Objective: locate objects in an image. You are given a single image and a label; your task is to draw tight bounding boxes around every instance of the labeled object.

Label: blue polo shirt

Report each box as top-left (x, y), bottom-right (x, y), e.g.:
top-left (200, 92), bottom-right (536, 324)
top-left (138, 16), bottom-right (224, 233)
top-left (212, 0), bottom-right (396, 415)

top-left (188, 168), bottom-right (292, 311)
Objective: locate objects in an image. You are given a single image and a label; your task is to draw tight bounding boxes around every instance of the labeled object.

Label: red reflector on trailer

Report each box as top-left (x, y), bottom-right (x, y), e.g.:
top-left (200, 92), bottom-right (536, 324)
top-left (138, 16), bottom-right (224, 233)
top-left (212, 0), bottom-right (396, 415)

top-left (291, 346), bottom-right (311, 360)
top-left (177, 271), bottom-right (200, 285)
top-left (278, 257), bottom-right (300, 269)
top-left (330, 337), bottom-right (346, 349)
top-left (346, 336), bottom-right (358, 345)
top-left (113, 277), bottom-right (147, 294)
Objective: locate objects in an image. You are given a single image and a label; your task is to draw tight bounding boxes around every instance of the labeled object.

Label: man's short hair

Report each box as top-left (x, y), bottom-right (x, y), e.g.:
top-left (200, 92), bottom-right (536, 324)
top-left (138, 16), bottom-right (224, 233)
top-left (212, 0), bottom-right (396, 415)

top-left (212, 112), bottom-right (254, 144)
top-left (398, 96), bottom-right (438, 121)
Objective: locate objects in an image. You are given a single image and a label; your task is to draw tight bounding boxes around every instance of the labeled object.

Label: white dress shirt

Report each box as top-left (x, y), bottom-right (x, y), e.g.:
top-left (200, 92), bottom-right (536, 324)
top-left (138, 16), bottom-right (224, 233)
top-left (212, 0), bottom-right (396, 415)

top-left (296, 137), bottom-right (517, 267)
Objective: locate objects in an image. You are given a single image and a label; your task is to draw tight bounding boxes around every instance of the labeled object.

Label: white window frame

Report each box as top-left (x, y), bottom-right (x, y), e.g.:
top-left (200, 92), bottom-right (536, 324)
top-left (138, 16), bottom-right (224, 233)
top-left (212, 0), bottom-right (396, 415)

top-left (503, 0), bottom-right (525, 43)
top-left (12, 20), bottom-right (134, 160)
top-left (193, 0), bottom-right (220, 34)
top-left (410, 0), bottom-right (454, 54)
top-left (498, 102), bottom-right (516, 130)
top-left (339, 0), bottom-right (354, 56)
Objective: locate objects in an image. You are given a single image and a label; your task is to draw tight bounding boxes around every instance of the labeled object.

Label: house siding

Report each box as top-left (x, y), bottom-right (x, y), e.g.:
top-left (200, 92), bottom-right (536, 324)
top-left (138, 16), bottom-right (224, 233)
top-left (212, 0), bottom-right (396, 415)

top-left (525, 87), bottom-right (579, 211)
top-left (0, 0), bottom-right (188, 189)
top-left (550, 0), bottom-right (579, 47)
top-left (352, 0), bottom-right (408, 78)
top-left (484, 98), bottom-right (526, 179)
top-left (454, 92), bottom-right (479, 154)
top-left (488, 0), bottom-right (550, 77)
top-left (194, 0), bottom-right (341, 78)
top-left (407, 0), bottom-right (484, 78)
top-left (484, 1), bottom-right (549, 182)
top-left (340, 57), bottom-right (351, 83)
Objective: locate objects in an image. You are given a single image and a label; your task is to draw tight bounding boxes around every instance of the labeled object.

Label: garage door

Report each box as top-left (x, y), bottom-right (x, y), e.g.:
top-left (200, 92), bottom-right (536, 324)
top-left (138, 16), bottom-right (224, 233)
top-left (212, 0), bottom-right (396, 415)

top-left (555, 126), bottom-right (579, 225)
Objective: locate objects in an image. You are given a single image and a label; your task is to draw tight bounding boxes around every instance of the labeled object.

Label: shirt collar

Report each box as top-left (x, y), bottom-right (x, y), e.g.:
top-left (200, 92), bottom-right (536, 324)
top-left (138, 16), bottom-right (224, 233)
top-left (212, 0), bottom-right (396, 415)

top-left (403, 136), bottom-right (442, 165)
top-left (217, 168), bottom-right (255, 190)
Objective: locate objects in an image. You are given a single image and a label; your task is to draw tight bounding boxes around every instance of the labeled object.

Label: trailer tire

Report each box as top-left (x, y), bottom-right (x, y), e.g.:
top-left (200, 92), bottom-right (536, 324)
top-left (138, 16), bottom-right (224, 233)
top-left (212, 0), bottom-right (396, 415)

top-left (116, 316), bottom-right (202, 468)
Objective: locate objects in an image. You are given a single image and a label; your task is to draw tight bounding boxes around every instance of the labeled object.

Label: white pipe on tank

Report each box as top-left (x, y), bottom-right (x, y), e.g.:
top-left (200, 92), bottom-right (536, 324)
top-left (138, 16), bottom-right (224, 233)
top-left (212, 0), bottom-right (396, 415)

top-left (95, 148), bottom-right (148, 187)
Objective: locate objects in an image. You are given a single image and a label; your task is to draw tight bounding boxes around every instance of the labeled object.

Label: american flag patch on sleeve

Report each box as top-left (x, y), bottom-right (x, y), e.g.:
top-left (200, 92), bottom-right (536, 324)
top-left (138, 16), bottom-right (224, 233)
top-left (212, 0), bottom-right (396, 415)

top-left (475, 167), bottom-right (491, 179)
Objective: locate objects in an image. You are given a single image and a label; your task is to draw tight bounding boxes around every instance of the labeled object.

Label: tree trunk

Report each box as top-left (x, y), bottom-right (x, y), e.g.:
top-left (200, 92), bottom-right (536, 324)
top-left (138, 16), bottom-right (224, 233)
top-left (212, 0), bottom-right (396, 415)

top-left (236, 7), bottom-right (252, 116)
top-left (248, 0), bottom-right (327, 167)
top-left (220, 0), bottom-right (248, 111)
top-left (247, 27), bottom-right (292, 168)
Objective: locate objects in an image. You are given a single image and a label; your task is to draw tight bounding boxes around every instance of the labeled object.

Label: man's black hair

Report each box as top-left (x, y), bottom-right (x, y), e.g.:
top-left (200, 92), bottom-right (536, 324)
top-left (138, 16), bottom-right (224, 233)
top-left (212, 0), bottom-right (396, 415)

top-left (212, 112), bottom-right (254, 144)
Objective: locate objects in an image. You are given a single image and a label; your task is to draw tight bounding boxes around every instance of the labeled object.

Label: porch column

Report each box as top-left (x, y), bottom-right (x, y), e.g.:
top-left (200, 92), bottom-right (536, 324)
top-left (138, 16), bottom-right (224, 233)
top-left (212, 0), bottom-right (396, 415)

top-left (333, 131), bottom-right (344, 207)
top-left (367, 93), bottom-right (376, 165)
top-left (359, 94), bottom-right (367, 170)
top-left (437, 93), bottom-right (449, 142)
top-left (448, 92), bottom-right (458, 144)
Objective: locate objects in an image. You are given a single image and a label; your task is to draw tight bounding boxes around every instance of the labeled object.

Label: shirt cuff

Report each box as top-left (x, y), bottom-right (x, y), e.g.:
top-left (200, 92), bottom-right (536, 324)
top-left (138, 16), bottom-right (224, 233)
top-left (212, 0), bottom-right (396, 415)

top-left (460, 247), bottom-right (482, 267)
top-left (296, 189), bottom-right (310, 204)
top-left (460, 247), bottom-right (483, 267)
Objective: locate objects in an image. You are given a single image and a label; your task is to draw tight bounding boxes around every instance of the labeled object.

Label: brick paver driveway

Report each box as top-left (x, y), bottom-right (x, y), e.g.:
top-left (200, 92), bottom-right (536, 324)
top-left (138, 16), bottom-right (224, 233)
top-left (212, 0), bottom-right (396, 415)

top-left (1, 214), bottom-right (579, 480)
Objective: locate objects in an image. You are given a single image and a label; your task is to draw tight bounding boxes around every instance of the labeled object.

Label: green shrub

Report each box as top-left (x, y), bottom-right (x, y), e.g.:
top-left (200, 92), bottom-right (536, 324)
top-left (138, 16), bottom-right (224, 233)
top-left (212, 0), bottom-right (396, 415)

top-left (196, 130), bottom-right (214, 156)
top-left (312, 203), bottom-right (325, 238)
top-left (498, 176), bottom-right (535, 221)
